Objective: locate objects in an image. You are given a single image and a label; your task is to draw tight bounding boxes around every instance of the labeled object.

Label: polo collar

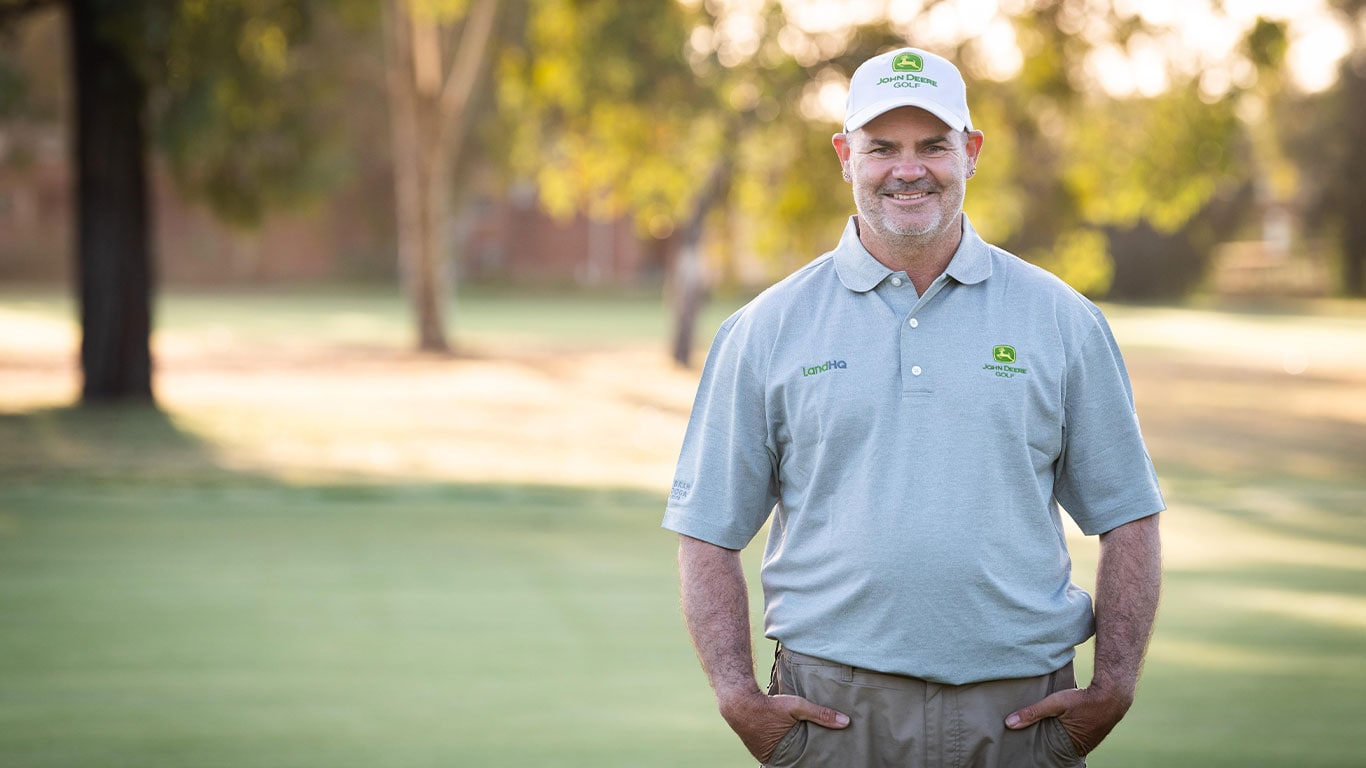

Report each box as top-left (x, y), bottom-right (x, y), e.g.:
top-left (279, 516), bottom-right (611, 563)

top-left (945, 215), bottom-right (993, 285)
top-left (834, 214), bottom-right (994, 293)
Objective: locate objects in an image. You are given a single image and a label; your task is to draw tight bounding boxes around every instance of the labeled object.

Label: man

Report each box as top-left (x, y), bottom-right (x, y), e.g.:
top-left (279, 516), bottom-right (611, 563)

top-left (663, 47), bottom-right (1164, 767)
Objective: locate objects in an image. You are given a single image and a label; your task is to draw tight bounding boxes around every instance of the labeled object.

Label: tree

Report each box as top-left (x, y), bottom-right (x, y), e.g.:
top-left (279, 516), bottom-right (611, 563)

top-left (382, 0), bottom-right (500, 353)
top-left (1339, 46), bottom-right (1366, 295)
top-left (66, 0), bottom-right (154, 401)
top-left (949, 1), bottom-right (1253, 299)
top-left (1294, 0), bottom-right (1366, 295)
top-left (1, 0), bottom-right (346, 402)
top-left (0, 0), bottom-right (159, 401)
top-left (500, 0), bottom-right (904, 365)
top-left (498, 0), bottom-right (720, 365)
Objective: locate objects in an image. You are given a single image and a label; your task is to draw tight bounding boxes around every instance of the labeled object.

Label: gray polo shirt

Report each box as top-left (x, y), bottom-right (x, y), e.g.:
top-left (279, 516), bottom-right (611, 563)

top-left (664, 215), bottom-right (1165, 685)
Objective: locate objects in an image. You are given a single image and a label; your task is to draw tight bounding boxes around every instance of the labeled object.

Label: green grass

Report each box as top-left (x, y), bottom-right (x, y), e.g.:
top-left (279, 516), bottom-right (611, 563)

top-left (0, 284), bottom-right (752, 350)
top-left (0, 478), bottom-right (731, 767)
top-left (2, 287), bottom-right (1365, 766)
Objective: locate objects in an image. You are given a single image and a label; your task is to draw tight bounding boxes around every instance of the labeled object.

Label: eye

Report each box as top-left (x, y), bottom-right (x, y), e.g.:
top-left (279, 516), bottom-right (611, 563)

top-left (923, 145), bottom-right (948, 156)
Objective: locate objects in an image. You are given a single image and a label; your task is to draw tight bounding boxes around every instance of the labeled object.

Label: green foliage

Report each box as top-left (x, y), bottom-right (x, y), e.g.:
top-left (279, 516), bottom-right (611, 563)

top-left (1027, 227), bottom-right (1113, 296)
top-left (731, 119), bottom-right (855, 272)
top-left (500, 1), bottom-right (902, 275)
top-left (954, 3), bottom-right (1255, 298)
top-left (498, 0), bottom-right (722, 233)
top-left (151, 0), bottom-right (349, 227)
top-left (0, 0), bottom-right (362, 229)
top-left (959, 94), bottom-right (1027, 246)
top-left (1243, 17), bottom-right (1289, 73)
top-left (1063, 85), bottom-right (1245, 235)
top-left (501, 0), bottom-right (1259, 297)
top-left (0, 55), bottom-right (25, 118)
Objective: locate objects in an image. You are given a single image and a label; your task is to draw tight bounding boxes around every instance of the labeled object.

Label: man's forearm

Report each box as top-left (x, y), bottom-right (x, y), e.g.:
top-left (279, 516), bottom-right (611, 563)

top-left (677, 534), bottom-right (761, 700)
top-left (1091, 513), bottom-right (1162, 701)
top-left (677, 534), bottom-right (851, 761)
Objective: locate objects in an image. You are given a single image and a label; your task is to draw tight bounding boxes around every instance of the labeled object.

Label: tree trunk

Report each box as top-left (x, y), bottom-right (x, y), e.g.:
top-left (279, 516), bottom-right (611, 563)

top-left (669, 156), bottom-right (734, 367)
top-left (382, 0), bottom-right (499, 354)
top-left (68, 0), bottom-right (155, 402)
top-left (669, 238), bottom-right (706, 367)
top-left (1341, 60), bottom-right (1366, 296)
top-left (384, 0), bottom-right (450, 353)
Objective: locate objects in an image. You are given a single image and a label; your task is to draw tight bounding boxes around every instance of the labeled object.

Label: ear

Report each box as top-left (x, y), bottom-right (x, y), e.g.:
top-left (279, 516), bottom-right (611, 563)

top-left (832, 132), bottom-right (852, 166)
top-left (964, 130), bottom-right (984, 164)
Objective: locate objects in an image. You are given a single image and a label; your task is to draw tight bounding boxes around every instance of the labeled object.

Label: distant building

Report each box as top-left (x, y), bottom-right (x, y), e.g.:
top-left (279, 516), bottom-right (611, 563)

top-left (0, 125), bottom-right (671, 289)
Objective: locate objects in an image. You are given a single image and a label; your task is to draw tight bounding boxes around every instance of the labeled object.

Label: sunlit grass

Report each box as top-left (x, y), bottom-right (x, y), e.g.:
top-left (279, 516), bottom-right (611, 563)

top-left (0, 482), bottom-right (734, 768)
top-left (1, 286), bottom-right (1365, 766)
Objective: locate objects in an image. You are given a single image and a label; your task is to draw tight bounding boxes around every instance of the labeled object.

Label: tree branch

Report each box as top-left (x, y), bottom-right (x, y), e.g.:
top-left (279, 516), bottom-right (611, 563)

top-left (437, 0), bottom-right (498, 135)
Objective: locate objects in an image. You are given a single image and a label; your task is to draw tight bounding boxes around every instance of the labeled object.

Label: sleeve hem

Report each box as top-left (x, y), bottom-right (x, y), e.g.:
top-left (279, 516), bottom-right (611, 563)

top-left (662, 509), bottom-right (758, 551)
top-left (1072, 500), bottom-right (1166, 537)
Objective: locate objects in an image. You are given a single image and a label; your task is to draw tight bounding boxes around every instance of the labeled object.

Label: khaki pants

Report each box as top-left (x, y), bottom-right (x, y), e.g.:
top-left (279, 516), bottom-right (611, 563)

top-left (764, 648), bottom-right (1085, 768)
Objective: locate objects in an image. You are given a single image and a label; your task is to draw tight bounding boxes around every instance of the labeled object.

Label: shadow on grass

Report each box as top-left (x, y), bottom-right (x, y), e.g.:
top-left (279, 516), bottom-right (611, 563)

top-left (1127, 348), bottom-right (1366, 551)
top-left (0, 404), bottom-right (226, 486)
top-left (0, 405), bottom-right (731, 768)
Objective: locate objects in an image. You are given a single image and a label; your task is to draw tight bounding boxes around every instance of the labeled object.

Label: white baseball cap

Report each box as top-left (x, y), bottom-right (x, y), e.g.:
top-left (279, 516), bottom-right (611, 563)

top-left (844, 47), bottom-right (973, 133)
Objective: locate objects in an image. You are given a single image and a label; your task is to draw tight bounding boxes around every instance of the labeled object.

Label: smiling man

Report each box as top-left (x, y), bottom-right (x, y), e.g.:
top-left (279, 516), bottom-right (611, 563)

top-left (664, 47), bottom-right (1165, 767)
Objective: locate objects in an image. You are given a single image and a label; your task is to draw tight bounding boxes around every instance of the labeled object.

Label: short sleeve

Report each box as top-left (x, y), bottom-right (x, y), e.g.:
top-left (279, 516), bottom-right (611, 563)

top-left (662, 313), bottom-right (780, 549)
top-left (1054, 317), bottom-right (1166, 535)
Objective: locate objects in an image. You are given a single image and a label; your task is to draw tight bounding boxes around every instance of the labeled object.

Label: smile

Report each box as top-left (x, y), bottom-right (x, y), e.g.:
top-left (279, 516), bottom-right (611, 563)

top-left (888, 192), bottom-right (930, 201)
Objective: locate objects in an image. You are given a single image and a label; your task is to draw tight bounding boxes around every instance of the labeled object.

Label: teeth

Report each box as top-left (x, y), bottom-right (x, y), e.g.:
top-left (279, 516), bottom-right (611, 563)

top-left (890, 193), bottom-right (927, 200)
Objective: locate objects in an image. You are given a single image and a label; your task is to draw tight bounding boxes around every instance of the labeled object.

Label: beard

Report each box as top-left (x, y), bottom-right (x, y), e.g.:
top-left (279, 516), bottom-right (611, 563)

top-left (854, 178), bottom-right (956, 241)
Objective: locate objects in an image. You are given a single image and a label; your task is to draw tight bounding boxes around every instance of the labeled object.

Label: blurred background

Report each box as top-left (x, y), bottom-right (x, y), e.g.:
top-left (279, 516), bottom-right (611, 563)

top-left (0, 0), bottom-right (1363, 766)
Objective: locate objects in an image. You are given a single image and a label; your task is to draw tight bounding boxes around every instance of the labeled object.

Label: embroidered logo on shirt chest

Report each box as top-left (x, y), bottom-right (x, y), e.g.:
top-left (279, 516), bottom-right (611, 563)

top-left (801, 359), bottom-right (848, 378)
top-left (983, 345), bottom-right (1028, 379)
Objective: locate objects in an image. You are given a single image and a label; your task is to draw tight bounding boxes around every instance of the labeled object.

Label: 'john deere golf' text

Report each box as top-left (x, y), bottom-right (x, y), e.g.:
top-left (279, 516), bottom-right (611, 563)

top-left (876, 74), bottom-right (940, 88)
top-left (983, 363), bottom-right (1028, 379)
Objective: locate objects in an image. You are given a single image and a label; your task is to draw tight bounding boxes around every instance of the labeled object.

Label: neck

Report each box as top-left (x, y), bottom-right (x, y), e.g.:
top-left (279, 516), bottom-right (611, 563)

top-left (856, 213), bottom-right (964, 294)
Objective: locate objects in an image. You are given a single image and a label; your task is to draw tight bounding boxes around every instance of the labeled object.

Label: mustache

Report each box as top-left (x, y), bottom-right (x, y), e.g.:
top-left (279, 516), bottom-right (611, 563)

top-left (879, 181), bottom-right (939, 195)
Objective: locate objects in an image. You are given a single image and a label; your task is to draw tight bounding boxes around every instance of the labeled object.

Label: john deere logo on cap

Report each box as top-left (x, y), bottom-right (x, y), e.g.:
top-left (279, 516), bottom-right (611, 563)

top-left (893, 53), bottom-right (924, 73)
top-left (992, 345), bottom-right (1016, 364)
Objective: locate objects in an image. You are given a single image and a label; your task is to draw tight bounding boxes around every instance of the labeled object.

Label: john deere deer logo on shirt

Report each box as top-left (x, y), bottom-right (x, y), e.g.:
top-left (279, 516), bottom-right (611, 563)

top-left (984, 345), bottom-right (1028, 378)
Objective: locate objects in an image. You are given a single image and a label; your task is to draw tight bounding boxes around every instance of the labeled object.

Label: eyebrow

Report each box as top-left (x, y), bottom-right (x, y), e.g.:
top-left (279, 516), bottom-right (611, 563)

top-left (862, 135), bottom-right (954, 151)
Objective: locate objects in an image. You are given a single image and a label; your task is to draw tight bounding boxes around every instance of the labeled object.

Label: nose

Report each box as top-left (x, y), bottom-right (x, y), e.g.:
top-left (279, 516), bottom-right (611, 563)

top-left (890, 157), bottom-right (928, 181)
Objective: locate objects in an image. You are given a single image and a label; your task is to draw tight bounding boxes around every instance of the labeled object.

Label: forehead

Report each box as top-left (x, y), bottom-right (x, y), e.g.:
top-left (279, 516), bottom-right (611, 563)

top-left (854, 106), bottom-right (956, 144)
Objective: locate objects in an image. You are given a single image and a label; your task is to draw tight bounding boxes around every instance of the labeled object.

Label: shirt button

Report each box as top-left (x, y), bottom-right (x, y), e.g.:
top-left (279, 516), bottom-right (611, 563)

top-left (911, 365), bottom-right (923, 376)
top-left (891, 277), bottom-right (903, 287)
top-left (908, 317), bottom-right (919, 328)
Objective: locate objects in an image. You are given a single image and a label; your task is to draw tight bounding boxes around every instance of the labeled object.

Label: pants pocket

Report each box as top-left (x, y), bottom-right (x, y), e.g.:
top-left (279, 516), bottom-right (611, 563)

top-left (1043, 717), bottom-right (1086, 766)
top-left (763, 721), bottom-right (809, 768)
top-left (763, 650), bottom-right (818, 767)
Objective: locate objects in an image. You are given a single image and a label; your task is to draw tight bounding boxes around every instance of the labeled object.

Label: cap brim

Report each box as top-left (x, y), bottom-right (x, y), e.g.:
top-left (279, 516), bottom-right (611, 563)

top-left (845, 97), bottom-right (969, 133)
